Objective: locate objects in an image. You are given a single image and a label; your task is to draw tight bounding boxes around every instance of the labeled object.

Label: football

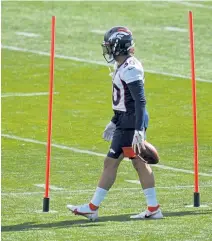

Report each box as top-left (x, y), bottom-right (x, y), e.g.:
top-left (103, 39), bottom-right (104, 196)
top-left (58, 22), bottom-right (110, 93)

top-left (139, 141), bottom-right (160, 164)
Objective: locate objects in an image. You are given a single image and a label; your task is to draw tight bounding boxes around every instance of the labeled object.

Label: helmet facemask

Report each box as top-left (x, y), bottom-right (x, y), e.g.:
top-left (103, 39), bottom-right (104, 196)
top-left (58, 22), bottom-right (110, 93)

top-left (101, 41), bottom-right (114, 63)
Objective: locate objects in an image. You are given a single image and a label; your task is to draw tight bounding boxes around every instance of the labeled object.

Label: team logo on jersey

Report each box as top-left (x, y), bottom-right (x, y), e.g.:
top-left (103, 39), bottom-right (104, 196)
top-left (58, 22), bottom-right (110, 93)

top-left (129, 60), bottom-right (135, 65)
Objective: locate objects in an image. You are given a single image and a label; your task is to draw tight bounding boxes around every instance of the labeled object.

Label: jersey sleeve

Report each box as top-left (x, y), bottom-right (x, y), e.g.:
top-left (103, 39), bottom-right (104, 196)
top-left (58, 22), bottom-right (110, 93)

top-left (120, 60), bottom-right (146, 130)
top-left (127, 80), bottom-right (146, 130)
top-left (111, 111), bottom-right (118, 124)
top-left (121, 64), bottom-right (144, 84)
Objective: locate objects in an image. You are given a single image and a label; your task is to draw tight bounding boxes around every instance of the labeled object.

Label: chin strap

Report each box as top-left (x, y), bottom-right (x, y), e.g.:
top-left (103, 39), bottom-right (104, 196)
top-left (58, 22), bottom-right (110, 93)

top-left (108, 66), bottom-right (113, 77)
top-left (108, 61), bottom-right (117, 78)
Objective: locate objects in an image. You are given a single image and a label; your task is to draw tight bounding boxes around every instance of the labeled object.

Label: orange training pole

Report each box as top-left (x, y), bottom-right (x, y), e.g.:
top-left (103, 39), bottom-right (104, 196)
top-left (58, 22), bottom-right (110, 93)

top-left (43, 16), bottom-right (56, 212)
top-left (189, 11), bottom-right (200, 207)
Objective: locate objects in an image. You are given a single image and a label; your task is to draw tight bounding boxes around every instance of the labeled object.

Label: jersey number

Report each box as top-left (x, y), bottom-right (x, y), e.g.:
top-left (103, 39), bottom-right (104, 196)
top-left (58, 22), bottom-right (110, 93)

top-left (112, 84), bottom-right (121, 106)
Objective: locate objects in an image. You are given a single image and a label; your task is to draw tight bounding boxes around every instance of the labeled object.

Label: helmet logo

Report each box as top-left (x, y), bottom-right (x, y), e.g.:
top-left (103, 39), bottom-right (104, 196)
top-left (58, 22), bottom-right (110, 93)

top-left (109, 31), bottom-right (129, 41)
top-left (116, 32), bottom-right (127, 40)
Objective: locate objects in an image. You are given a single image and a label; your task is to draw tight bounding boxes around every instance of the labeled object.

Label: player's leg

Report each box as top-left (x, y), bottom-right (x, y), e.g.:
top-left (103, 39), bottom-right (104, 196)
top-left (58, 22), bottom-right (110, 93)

top-left (87, 154), bottom-right (123, 210)
top-left (130, 157), bottom-right (163, 219)
top-left (132, 158), bottom-right (155, 189)
top-left (97, 154), bottom-right (124, 190)
top-left (122, 126), bottom-right (162, 219)
top-left (88, 129), bottom-right (126, 210)
top-left (67, 129), bottom-right (124, 220)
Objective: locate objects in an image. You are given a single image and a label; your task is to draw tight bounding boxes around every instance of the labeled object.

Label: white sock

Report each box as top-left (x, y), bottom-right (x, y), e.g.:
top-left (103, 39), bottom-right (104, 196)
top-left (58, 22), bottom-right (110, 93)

top-left (143, 187), bottom-right (158, 207)
top-left (90, 187), bottom-right (108, 207)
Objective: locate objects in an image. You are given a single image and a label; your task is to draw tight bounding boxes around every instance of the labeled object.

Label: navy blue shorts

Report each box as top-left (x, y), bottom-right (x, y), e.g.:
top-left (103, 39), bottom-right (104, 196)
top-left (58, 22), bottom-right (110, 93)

top-left (107, 128), bottom-right (135, 159)
top-left (107, 110), bottom-right (149, 159)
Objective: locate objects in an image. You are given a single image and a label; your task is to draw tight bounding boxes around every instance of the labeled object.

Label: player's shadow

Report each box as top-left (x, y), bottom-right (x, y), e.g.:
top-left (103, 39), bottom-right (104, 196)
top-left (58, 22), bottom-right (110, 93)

top-left (2, 210), bottom-right (212, 232)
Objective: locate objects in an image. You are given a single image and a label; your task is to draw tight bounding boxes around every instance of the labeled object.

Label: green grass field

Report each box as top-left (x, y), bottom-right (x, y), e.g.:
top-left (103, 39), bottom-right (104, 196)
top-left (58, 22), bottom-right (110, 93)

top-left (2, 1), bottom-right (212, 241)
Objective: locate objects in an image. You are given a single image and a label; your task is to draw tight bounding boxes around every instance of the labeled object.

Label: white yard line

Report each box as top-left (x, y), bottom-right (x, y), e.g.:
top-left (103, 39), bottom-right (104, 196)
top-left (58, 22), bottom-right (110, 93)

top-left (34, 184), bottom-right (64, 190)
top-left (34, 210), bottom-right (58, 215)
top-left (35, 210), bottom-right (58, 213)
top-left (126, 180), bottom-right (142, 184)
top-left (0, 189), bottom-right (138, 197)
top-left (2, 133), bottom-right (212, 177)
top-left (164, 26), bottom-right (187, 33)
top-left (185, 204), bottom-right (209, 208)
top-left (91, 29), bottom-right (106, 34)
top-left (173, 1), bottom-right (212, 9)
top-left (1, 92), bottom-right (59, 98)
top-left (1, 45), bottom-right (108, 66)
top-left (15, 32), bottom-right (40, 37)
top-left (2, 184), bottom-right (212, 197)
top-left (2, 45), bottom-right (211, 83)
top-left (2, 191), bottom-right (44, 196)
top-left (153, 164), bottom-right (208, 175)
top-left (125, 180), bottom-right (212, 189)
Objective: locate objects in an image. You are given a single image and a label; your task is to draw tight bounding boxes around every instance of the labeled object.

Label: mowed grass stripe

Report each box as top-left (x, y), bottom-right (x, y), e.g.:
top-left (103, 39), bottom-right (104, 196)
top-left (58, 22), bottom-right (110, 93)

top-left (2, 133), bottom-right (212, 177)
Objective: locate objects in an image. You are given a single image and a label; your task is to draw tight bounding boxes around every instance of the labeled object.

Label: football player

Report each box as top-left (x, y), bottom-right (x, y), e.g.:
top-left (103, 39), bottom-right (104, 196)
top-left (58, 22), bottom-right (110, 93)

top-left (67, 26), bottom-right (163, 220)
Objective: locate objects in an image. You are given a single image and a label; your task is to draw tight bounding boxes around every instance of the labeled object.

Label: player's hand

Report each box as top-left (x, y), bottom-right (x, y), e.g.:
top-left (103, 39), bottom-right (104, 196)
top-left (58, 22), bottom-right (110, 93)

top-left (102, 121), bottom-right (116, 141)
top-left (132, 130), bottom-right (145, 154)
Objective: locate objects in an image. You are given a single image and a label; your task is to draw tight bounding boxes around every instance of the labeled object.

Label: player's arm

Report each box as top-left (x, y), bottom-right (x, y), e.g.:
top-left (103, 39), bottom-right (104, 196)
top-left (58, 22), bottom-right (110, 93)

top-left (127, 80), bottom-right (146, 131)
top-left (122, 63), bottom-right (146, 131)
top-left (111, 111), bottom-right (118, 125)
top-left (122, 63), bottom-right (146, 151)
top-left (128, 80), bottom-right (146, 152)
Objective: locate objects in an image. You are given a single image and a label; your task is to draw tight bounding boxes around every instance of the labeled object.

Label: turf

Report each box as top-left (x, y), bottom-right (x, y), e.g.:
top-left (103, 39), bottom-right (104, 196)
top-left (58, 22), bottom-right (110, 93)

top-left (2, 1), bottom-right (212, 241)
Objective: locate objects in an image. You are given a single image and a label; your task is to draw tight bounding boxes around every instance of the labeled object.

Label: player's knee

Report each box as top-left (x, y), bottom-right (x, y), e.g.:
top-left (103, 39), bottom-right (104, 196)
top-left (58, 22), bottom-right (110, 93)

top-left (132, 157), bottom-right (153, 173)
top-left (132, 158), bottom-right (140, 171)
top-left (103, 156), bottom-right (122, 170)
top-left (132, 157), bottom-right (145, 171)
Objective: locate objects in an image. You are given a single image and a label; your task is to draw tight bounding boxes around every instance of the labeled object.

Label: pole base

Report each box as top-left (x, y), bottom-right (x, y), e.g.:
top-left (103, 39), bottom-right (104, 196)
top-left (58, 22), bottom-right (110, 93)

top-left (43, 197), bottom-right (50, 212)
top-left (194, 192), bottom-right (200, 207)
